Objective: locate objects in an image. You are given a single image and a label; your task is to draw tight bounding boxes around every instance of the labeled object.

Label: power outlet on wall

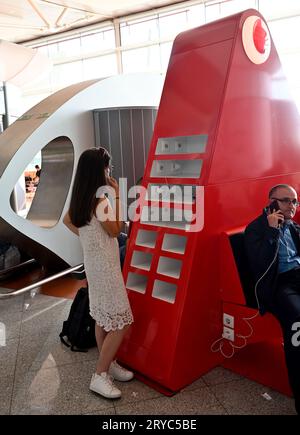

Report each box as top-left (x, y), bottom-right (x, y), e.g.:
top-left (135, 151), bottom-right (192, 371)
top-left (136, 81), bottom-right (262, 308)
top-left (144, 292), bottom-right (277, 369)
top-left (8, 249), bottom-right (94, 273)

top-left (223, 313), bottom-right (234, 329)
top-left (162, 142), bottom-right (169, 152)
top-left (175, 142), bottom-right (183, 152)
top-left (222, 326), bottom-right (234, 342)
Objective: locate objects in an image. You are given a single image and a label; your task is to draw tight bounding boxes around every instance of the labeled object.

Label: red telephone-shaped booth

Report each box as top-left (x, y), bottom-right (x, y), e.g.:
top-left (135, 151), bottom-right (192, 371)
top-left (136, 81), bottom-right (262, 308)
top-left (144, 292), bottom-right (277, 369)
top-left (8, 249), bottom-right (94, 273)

top-left (118, 9), bottom-right (300, 396)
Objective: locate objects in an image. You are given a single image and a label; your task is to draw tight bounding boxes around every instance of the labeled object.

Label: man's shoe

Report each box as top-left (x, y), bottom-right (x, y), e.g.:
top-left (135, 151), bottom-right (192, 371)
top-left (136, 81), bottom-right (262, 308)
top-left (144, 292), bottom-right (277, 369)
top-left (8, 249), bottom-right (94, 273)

top-left (109, 360), bottom-right (134, 382)
top-left (89, 372), bottom-right (121, 399)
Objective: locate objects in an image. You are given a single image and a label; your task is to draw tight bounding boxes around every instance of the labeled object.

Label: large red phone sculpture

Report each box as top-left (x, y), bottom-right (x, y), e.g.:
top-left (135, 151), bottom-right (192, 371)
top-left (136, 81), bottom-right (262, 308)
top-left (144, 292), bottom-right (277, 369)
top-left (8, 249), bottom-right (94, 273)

top-left (118, 9), bottom-right (300, 396)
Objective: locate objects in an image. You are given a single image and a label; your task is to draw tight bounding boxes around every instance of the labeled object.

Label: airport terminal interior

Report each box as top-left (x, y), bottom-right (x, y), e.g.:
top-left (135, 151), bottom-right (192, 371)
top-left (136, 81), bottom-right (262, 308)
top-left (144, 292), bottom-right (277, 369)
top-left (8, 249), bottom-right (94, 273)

top-left (0, 289), bottom-right (297, 415)
top-left (1, 0), bottom-right (300, 415)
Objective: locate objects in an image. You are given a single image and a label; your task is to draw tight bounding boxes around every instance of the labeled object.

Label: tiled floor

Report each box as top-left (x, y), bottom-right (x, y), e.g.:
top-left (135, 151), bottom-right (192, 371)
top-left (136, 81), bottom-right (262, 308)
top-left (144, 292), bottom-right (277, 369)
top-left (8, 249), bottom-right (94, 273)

top-left (0, 292), bottom-right (297, 415)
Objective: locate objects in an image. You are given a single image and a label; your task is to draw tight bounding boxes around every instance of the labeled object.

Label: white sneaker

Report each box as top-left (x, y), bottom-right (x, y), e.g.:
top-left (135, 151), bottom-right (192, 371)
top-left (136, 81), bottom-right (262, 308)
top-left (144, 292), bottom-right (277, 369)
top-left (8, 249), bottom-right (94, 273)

top-left (89, 372), bottom-right (121, 399)
top-left (109, 360), bottom-right (134, 382)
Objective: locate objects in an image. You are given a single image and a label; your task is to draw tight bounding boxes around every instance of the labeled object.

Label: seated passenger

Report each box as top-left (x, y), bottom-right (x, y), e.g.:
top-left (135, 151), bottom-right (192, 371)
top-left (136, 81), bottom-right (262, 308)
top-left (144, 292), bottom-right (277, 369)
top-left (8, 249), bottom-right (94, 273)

top-left (245, 184), bottom-right (300, 414)
top-left (35, 164), bottom-right (41, 179)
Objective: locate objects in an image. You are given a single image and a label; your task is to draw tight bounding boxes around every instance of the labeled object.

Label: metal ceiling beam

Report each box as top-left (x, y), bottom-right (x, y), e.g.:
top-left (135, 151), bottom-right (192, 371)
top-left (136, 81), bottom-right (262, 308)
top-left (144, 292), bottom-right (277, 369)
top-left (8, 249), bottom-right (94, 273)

top-left (55, 6), bottom-right (68, 27)
top-left (40, 0), bottom-right (111, 18)
top-left (27, 0), bottom-right (52, 28)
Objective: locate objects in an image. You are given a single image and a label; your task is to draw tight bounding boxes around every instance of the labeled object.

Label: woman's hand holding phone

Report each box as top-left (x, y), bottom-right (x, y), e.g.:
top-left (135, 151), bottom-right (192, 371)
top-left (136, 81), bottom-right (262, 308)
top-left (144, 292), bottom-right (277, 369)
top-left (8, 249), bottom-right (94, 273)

top-left (106, 176), bottom-right (119, 198)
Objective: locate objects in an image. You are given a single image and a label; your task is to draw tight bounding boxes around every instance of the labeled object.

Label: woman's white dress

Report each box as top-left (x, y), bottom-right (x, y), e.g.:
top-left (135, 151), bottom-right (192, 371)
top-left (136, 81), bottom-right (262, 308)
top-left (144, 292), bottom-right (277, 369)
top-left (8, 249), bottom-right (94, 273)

top-left (78, 207), bottom-right (133, 332)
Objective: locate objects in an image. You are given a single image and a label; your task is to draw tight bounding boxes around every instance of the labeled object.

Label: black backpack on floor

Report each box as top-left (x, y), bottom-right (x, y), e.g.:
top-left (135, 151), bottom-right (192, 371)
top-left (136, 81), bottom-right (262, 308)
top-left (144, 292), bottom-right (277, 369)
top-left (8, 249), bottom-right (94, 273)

top-left (59, 287), bottom-right (96, 352)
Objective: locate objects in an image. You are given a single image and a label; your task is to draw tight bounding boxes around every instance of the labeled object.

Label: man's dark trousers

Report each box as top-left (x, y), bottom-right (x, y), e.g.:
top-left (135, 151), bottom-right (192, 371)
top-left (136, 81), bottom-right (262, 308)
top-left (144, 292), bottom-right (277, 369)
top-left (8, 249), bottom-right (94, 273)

top-left (270, 267), bottom-right (300, 413)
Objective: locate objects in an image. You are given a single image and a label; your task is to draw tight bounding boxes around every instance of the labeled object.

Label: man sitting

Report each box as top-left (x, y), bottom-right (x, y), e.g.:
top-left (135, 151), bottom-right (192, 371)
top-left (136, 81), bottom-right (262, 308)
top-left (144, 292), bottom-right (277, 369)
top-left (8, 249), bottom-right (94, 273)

top-left (245, 184), bottom-right (300, 414)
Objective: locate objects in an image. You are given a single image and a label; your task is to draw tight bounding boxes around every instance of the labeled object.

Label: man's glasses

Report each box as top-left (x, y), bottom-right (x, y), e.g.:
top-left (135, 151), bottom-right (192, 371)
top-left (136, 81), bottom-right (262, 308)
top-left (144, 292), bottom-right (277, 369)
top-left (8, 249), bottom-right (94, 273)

top-left (271, 197), bottom-right (300, 207)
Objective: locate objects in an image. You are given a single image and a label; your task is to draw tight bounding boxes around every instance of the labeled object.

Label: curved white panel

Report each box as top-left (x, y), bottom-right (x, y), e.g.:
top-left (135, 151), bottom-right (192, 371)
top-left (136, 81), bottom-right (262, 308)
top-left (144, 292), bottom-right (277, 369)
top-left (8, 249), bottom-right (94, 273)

top-left (0, 73), bottom-right (164, 267)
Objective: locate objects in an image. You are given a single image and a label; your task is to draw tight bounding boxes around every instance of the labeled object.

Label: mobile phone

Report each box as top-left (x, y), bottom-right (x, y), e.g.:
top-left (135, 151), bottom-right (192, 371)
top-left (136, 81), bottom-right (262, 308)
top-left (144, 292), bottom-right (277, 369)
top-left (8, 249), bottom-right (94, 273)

top-left (268, 199), bottom-right (283, 224)
top-left (269, 199), bottom-right (280, 213)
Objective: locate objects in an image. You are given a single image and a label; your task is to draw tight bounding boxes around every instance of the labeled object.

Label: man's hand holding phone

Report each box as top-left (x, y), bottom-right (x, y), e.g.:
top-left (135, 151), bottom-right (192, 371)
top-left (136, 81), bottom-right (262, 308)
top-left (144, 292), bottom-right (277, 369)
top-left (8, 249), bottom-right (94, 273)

top-left (267, 200), bottom-right (284, 228)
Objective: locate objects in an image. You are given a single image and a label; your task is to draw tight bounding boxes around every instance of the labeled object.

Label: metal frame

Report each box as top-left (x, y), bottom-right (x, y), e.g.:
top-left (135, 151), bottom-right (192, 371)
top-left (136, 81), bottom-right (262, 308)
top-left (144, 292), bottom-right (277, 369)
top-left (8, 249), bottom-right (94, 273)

top-left (0, 263), bottom-right (83, 299)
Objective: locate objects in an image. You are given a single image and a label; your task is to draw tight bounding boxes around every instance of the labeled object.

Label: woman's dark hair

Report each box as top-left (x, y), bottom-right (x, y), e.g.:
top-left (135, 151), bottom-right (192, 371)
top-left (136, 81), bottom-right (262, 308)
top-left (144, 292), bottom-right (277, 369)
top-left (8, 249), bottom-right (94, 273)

top-left (69, 147), bottom-right (111, 227)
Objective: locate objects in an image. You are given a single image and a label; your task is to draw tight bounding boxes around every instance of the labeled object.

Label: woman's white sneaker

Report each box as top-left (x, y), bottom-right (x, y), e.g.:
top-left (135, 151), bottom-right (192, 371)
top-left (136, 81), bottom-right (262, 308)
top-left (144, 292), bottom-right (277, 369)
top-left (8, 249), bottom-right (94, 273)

top-left (109, 360), bottom-right (134, 382)
top-left (89, 372), bottom-right (121, 399)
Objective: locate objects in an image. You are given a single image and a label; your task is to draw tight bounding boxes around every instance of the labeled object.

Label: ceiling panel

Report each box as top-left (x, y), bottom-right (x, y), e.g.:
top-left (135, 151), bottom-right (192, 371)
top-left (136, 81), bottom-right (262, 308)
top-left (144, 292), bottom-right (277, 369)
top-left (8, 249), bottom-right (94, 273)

top-left (0, 0), bottom-right (187, 43)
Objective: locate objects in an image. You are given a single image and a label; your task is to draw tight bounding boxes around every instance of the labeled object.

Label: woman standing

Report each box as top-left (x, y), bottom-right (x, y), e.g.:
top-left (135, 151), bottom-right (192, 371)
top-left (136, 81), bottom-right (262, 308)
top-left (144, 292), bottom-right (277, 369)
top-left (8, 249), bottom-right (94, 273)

top-left (63, 147), bottom-right (134, 399)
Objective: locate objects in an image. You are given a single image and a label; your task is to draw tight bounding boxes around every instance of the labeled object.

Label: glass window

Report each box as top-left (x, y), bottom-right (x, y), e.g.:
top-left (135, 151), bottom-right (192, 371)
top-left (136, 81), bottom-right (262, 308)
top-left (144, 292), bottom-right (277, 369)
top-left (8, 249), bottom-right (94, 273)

top-left (259, 0), bottom-right (300, 21)
top-left (21, 94), bottom-right (50, 114)
top-left (159, 11), bottom-right (188, 39)
top-left (102, 29), bottom-right (115, 49)
top-left (122, 45), bottom-right (160, 73)
top-left (57, 38), bottom-right (81, 57)
top-left (81, 32), bottom-right (102, 53)
top-left (51, 61), bottom-right (83, 88)
top-left (20, 0), bottom-right (300, 114)
top-left (81, 29), bottom-right (115, 54)
top-left (120, 17), bottom-right (159, 46)
top-left (279, 53), bottom-right (300, 89)
top-left (37, 45), bottom-right (49, 57)
top-left (47, 42), bottom-right (59, 58)
top-left (269, 16), bottom-right (300, 52)
top-left (187, 4), bottom-right (205, 29)
top-left (220, 0), bottom-right (256, 17)
top-left (160, 42), bottom-right (173, 71)
top-left (205, 3), bottom-right (221, 23)
top-left (22, 73), bottom-right (52, 93)
top-left (82, 54), bottom-right (117, 80)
